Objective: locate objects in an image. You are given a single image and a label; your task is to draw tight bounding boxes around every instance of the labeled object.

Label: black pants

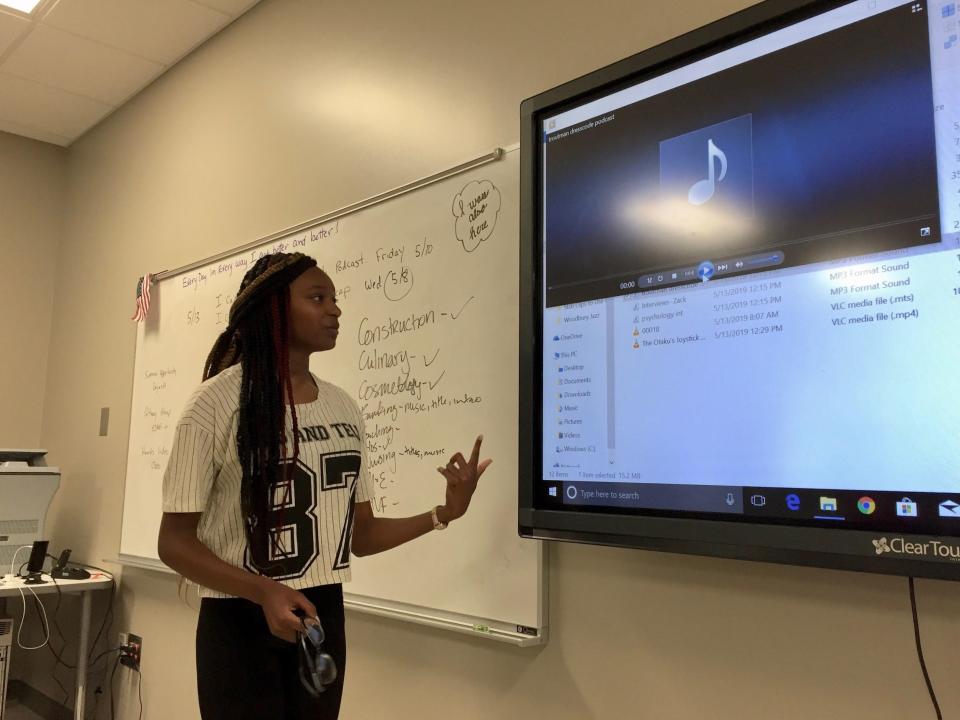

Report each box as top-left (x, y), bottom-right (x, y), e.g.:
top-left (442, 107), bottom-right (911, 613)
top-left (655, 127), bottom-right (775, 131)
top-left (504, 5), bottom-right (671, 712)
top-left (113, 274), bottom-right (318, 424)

top-left (196, 584), bottom-right (346, 720)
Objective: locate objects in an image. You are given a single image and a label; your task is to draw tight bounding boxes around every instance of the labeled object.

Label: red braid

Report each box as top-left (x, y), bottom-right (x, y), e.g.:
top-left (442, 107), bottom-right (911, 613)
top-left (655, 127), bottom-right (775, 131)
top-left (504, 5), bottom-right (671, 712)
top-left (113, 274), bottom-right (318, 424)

top-left (270, 293), bottom-right (301, 465)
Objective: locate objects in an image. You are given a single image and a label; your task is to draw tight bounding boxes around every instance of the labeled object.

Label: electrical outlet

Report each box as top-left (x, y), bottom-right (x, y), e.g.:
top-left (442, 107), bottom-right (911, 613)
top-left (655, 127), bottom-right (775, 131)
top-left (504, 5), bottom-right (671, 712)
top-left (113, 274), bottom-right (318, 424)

top-left (119, 632), bottom-right (142, 671)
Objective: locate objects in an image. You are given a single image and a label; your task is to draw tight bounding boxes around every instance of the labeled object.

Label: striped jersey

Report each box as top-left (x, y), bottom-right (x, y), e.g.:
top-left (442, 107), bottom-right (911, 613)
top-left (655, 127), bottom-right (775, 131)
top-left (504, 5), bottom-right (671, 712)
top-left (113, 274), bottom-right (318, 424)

top-left (162, 364), bottom-right (374, 598)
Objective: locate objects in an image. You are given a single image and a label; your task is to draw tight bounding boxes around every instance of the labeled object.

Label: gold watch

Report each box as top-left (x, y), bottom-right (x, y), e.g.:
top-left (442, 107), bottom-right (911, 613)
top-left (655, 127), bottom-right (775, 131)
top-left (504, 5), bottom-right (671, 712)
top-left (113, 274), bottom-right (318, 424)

top-left (431, 506), bottom-right (448, 530)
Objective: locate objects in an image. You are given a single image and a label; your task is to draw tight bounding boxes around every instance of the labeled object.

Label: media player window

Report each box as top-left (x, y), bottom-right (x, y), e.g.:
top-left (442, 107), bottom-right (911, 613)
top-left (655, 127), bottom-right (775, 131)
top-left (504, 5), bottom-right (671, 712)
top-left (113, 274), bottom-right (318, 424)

top-left (543, 2), bottom-right (940, 307)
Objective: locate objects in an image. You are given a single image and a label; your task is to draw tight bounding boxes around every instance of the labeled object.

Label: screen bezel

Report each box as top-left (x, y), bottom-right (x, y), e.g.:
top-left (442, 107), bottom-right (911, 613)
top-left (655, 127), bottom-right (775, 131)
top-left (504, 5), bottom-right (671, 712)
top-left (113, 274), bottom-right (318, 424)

top-left (518, 0), bottom-right (960, 581)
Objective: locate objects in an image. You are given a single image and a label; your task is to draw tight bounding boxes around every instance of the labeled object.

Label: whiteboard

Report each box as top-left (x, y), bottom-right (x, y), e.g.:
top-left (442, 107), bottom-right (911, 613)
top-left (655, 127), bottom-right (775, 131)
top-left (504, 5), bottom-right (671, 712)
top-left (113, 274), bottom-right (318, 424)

top-left (119, 146), bottom-right (546, 645)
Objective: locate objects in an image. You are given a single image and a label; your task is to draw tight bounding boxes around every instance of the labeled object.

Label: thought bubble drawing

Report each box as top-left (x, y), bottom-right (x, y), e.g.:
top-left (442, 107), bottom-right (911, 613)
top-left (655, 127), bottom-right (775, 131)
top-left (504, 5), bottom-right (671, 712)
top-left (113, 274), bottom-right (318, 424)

top-left (452, 180), bottom-right (501, 253)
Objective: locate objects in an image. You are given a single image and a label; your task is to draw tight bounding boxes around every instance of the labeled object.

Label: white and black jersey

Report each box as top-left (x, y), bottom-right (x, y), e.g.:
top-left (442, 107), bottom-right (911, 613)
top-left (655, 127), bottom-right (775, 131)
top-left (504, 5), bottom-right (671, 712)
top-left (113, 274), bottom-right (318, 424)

top-left (162, 365), bottom-right (374, 598)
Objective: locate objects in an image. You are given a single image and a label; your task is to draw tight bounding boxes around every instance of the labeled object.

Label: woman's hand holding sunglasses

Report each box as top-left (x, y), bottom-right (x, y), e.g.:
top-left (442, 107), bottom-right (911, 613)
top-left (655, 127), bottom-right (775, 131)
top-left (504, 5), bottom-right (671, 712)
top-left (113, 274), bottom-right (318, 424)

top-left (255, 579), bottom-right (318, 643)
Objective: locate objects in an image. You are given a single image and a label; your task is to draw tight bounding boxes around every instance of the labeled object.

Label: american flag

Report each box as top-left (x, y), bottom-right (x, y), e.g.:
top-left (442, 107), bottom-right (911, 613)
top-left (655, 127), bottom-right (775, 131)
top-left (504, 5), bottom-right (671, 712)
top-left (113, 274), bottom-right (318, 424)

top-left (131, 273), bottom-right (152, 322)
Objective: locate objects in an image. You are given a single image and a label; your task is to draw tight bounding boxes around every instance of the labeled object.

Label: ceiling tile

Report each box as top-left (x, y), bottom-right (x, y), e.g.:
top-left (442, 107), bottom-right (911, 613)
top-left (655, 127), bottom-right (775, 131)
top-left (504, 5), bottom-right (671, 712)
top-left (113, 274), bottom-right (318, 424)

top-left (0, 118), bottom-right (70, 146)
top-left (190, 0), bottom-right (258, 17)
top-left (0, 9), bottom-right (29, 57)
top-left (2, 24), bottom-right (162, 104)
top-left (0, 71), bottom-right (111, 139)
top-left (44, 0), bottom-right (231, 65)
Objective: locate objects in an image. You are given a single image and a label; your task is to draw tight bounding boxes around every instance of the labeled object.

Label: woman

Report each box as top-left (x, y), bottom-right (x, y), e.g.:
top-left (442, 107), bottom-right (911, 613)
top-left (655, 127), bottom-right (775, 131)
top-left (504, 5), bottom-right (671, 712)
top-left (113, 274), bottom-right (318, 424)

top-left (158, 252), bottom-right (490, 719)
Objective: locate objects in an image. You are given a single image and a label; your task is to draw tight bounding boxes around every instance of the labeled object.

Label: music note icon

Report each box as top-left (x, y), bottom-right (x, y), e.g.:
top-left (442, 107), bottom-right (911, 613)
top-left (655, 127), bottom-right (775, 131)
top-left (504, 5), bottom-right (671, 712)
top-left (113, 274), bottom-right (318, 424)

top-left (688, 138), bottom-right (727, 206)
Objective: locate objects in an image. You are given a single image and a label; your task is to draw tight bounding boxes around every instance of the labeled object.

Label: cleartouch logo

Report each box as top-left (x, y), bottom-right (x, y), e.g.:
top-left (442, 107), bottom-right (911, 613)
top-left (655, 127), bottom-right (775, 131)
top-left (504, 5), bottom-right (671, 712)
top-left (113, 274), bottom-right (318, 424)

top-left (872, 538), bottom-right (891, 554)
top-left (871, 536), bottom-right (960, 561)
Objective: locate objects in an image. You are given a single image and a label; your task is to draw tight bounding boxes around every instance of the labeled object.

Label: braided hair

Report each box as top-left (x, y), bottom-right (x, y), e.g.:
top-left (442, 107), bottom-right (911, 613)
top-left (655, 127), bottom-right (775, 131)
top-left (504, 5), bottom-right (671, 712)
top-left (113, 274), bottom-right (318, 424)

top-left (203, 252), bottom-right (318, 570)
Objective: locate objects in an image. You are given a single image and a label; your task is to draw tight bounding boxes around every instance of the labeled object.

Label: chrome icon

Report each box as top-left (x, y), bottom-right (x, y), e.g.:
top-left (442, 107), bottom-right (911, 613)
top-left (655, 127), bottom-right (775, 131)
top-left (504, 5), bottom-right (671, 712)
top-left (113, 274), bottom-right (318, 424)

top-left (857, 496), bottom-right (877, 515)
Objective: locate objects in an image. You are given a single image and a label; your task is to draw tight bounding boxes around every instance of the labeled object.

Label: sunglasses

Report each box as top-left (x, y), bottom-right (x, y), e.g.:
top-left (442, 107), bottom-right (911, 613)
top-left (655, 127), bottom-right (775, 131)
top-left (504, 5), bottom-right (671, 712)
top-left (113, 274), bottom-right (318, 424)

top-left (298, 617), bottom-right (338, 697)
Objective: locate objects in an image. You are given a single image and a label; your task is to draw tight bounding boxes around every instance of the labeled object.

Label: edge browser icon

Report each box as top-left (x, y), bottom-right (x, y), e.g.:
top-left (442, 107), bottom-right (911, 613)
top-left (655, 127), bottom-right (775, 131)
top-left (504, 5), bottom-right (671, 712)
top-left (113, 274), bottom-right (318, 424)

top-left (786, 493), bottom-right (801, 511)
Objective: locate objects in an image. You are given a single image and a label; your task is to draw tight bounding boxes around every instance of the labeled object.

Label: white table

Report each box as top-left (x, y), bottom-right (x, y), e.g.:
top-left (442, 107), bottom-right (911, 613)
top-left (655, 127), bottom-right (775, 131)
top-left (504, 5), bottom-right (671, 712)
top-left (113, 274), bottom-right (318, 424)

top-left (0, 572), bottom-right (113, 720)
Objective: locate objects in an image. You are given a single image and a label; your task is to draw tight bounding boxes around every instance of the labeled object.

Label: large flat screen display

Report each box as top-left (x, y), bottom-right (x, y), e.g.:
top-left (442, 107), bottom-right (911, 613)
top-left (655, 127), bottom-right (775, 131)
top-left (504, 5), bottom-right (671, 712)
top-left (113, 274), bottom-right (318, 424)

top-left (519, 0), bottom-right (960, 578)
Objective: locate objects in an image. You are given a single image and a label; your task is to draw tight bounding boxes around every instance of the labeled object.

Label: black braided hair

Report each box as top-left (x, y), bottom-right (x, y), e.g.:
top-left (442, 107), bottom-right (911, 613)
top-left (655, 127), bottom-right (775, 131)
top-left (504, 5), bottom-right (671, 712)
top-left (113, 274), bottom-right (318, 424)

top-left (203, 252), bottom-right (317, 571)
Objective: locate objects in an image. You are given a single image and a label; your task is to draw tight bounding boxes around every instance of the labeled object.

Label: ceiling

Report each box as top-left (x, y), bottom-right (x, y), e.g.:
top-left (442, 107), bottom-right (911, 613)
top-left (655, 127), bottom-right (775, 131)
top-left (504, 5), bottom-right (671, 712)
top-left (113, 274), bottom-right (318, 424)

top-left (0, 0), bottom-right (260, 146)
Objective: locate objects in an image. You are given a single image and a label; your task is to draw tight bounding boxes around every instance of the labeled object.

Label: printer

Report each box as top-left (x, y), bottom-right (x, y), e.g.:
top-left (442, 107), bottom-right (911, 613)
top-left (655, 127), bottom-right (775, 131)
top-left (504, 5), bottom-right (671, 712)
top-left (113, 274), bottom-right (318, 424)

top-left (0, 449), bottom-right (59, 575)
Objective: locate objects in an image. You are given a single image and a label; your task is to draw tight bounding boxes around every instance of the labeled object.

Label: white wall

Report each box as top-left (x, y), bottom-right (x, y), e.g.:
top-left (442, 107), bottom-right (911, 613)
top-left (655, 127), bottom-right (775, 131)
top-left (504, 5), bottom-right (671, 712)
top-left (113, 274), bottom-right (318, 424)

top-left (0, 131), bottom-right (64, 448)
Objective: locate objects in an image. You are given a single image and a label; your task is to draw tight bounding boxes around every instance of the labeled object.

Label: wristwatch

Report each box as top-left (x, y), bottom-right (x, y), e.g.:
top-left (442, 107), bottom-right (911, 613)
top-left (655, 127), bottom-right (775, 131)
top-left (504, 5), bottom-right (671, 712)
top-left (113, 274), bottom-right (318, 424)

top-left (431, 506), bottom-right (448, 531)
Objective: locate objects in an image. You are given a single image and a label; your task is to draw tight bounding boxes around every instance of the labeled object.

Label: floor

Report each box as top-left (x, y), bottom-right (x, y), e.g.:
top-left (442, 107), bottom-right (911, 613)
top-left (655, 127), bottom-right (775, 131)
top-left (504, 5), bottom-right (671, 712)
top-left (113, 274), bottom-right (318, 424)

top-left (4, 697), bottom-right (46, 720)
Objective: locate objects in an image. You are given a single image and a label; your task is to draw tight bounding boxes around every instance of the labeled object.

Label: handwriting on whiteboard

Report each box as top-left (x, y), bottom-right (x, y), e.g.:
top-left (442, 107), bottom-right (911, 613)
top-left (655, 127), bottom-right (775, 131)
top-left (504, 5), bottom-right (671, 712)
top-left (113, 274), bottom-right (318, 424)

top-left (453, 180), bottom-right (501, 252)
